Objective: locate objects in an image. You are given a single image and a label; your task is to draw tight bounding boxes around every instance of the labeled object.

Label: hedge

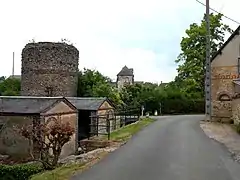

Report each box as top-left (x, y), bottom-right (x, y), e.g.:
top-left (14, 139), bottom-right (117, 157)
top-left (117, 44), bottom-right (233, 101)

top-left (0, 163), bottom-right (43, 180)
top-left (161, 99), bottom-right (205, 114)
top-left (143, 99), bottom-right (205, 115)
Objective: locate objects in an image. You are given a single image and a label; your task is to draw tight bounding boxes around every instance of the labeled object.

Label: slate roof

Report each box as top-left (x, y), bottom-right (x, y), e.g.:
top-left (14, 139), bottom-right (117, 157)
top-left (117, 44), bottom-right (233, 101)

top-left (211, 25), bottom-right (240, 62)
top-left (66, 97), bottom-right (114, 111)
top-left (233, 79), bottom-right (240, 86)
top-left (117, 66), bottom-right (134, 76)
top-left (0, 96), bottom-right (68, 115)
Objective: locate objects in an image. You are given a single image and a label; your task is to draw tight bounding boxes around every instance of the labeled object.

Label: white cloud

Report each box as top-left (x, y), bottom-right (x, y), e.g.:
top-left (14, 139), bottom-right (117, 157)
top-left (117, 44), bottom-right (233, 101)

top-left (0, 0), bottom-right (239, 83)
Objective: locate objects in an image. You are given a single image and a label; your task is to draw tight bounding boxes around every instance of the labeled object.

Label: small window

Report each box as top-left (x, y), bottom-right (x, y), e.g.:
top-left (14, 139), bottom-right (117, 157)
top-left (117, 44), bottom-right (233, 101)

top-left (218, 94), bottom-right (231, 101)
top-left (45, 87), bottom-right (53, 97)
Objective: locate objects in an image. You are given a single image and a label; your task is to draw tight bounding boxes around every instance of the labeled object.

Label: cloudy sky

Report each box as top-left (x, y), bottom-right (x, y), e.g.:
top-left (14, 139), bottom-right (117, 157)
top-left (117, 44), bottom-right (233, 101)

top-left (0, 0), bottom-right (239, 83)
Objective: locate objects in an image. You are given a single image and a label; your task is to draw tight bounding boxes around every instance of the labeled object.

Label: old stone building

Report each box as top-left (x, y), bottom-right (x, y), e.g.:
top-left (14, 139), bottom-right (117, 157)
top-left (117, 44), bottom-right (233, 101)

top-left (0, 96), bottom-right (78, 159)
top-left (21, 42), bottom-right (79, 97)
top-left (116, 66), bottom-right (134, 90)
top-left (66, 97), bottom-right (116, 140)
top-left (211, 26), bottom-right (240, 122)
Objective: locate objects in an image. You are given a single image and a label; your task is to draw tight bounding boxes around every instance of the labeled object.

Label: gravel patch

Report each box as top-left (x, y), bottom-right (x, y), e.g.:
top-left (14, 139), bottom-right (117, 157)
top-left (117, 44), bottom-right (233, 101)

top-left (200, 121), bottom-right (240, 162)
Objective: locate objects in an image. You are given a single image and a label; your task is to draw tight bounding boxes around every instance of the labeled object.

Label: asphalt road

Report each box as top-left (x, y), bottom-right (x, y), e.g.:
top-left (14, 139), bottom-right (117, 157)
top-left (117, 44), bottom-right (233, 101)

top-left (72, 115), bottom-right (240, 180)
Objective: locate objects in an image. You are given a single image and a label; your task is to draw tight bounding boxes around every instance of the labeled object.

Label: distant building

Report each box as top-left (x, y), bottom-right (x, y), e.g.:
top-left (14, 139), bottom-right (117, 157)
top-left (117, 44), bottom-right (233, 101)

top-left (116, 66), bottom-right (134, 90)
top-left (115, 66), bottom-right (167, 90)
top-left (159, 81), bottom-right (168, 87)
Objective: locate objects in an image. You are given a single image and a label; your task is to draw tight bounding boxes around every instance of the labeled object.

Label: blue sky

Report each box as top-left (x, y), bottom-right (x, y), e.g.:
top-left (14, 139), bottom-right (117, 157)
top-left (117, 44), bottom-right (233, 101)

top-left (0, 0), bottom-right (239, 83)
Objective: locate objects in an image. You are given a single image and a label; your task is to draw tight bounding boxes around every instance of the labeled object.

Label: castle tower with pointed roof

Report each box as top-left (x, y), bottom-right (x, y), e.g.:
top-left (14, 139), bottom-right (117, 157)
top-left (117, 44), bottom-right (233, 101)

top-left (116, 65), bottom-right (134, 90)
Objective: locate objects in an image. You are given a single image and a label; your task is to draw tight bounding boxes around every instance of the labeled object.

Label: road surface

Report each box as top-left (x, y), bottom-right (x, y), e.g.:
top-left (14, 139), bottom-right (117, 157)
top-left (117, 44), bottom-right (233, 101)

top-left (72, 115), bottom-right (240, 180)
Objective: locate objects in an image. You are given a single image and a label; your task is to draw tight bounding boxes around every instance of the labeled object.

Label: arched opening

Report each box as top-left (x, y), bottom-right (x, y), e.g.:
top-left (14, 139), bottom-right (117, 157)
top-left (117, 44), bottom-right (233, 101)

top-left (217, 93), bottom-right (231, 101)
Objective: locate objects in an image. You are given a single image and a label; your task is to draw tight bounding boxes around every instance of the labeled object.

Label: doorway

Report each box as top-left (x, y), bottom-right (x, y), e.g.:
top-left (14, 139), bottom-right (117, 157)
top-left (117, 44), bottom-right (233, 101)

top-left (78, 110), bottom-right (91, 141)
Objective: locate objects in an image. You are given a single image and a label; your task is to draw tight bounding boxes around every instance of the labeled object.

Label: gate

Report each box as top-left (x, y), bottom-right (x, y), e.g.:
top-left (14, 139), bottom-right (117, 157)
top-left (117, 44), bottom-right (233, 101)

top-left (89, 108), bottom-right (140, 140)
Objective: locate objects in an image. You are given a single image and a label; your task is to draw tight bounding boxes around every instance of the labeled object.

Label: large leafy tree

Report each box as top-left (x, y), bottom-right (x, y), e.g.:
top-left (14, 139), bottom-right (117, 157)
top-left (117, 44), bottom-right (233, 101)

top-left (77, 68), bottom-right (122, 107)
top-left (175, 13), bottom-right (233, 96)
top-left (0, 77), bottom-right (21, 96)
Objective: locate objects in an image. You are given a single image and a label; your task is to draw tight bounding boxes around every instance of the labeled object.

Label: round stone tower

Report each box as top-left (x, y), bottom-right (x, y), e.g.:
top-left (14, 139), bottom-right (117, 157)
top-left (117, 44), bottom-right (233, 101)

top-left (21, 42), bottom-right (79, 97)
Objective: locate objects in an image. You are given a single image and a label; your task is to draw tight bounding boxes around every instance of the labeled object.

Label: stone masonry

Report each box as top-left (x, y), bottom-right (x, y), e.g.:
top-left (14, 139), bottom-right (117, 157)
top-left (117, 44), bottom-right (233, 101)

top-left (21, 42), bottom-right (79, 97)
top-left (232, 95), bottom-right (240, 124)
top-left (116, 66), bottom-right (134, 90)
top-left (211, 66), bottom-right (238, 122)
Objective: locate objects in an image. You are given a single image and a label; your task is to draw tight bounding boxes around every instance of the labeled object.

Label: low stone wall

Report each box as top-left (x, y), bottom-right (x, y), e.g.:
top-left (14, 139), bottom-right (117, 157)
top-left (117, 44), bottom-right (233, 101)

top-left (232, 97), bottom-right (240, 125)
top-left (0, 116), bottom-right (34, 161)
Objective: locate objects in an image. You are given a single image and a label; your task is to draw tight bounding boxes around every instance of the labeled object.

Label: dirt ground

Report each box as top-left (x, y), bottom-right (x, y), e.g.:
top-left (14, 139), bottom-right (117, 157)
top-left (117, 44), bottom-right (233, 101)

top-left (200, 121), bottom-right (240, 162)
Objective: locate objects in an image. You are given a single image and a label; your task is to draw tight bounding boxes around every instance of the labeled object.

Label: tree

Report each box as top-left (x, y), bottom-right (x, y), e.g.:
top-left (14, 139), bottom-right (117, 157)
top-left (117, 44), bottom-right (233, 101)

top-left (77, 68), bottom-right (111, 97)
top-left (120, 84), bottom-right (143, 109)
top-left (0, 77), bottom-right (21, 96)
top-left (19, 118), bottom-right (74, 170)
top-left (77, 68), bottom-right (123, 107)
top-left (175, 13), bottom-right (233, 96)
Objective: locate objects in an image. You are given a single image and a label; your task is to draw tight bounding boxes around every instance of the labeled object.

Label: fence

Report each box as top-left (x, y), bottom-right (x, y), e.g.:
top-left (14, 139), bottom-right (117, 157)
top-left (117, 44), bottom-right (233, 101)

top-left (89, 109), bottom-right (140, 140)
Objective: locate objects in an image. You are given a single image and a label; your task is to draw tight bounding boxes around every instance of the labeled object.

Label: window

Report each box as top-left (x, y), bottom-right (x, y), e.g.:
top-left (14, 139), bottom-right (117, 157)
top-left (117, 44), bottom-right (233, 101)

top-left (218, 94), bottom-right (231, 101)
top-left (45, 87), bottom-right (53, 97)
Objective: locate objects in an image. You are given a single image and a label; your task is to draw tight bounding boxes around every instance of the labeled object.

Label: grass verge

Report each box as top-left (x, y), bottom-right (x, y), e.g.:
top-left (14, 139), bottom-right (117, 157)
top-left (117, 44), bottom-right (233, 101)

top-left (31, 117), bottom-right (154, 180)
top-left (31, 163), bottom-right (86, 180)
top-left (109, 117), bottom-right (155, 142)
top-left (31, 151), bottom-right (109, 180)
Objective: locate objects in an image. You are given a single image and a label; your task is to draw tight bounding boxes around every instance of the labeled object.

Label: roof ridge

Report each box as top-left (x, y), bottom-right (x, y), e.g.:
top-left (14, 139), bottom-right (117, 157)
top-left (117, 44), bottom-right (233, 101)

top-left (117, 66), bottom-right (134, 76)
top-left (0, 96), bottom-right (64, 99)
top-left (66, 97), bottom-right (106, 99)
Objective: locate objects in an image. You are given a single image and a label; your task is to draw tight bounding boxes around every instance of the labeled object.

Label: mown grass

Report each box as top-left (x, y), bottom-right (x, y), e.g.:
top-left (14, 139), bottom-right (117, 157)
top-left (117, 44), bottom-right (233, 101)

top-left (109, 117), bottom-right (155, 142)
top-left (31, 117), bottom-right (154, 180)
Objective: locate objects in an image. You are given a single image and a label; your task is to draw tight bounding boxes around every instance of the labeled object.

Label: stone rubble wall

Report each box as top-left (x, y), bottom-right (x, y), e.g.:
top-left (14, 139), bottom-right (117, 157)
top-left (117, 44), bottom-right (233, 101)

top-left (0, 116), bottom-right (34, 159)
top-left (117, 76), bottom-right (134, 90)
top-left (21, 42), bottom-right (79, 97)
top-left (211, 66), bottom-right (238, 122)
top-left (232, 97), bottom-right (240, 125)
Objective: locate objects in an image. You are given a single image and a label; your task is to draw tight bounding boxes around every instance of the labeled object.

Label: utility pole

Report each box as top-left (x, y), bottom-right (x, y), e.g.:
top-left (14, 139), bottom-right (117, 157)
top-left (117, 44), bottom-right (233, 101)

top-left (12, 52), bottom-right (15, 76)
top-left (205, 0), bottom-right (211, 120)
top-left (159, 102), bottom-right (162, 115)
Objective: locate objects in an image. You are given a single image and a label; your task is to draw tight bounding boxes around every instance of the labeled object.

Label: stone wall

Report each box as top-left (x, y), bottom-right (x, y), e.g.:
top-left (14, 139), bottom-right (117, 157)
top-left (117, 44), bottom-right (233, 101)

top-left (232, 96), bottom-right (240, 125)
top-left (21, 42), bottom-right (79, 97)
top-left (44, 101), bottom-right (77, 158)
top-left (0, 116), bottom-right (34, 159)
top-left (97, 101), bottom-right (116, 134)
top-left (117, 76), bottom-right (134, 90)
top-left (211, 66), bottom-right (237, 122)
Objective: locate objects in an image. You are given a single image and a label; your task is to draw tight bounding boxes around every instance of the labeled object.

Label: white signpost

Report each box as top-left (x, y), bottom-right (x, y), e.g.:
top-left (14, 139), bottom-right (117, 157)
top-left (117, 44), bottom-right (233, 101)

top-left (141, 105), bottom-right (145, 117)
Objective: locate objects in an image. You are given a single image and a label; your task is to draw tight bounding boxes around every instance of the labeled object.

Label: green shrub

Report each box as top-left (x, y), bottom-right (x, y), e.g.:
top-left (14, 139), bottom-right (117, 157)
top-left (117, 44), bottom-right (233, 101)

top-left (0, 163), bottom-right (43, 180)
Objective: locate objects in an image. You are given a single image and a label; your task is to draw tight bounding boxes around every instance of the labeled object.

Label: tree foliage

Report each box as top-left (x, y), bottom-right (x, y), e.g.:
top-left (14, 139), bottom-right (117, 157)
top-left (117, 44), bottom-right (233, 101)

top-left (0, 77), bottom-right (21, 96)
top-left (175, 13), bottom-right (233, 96)
top-left (19, 118), bottom-right (74, 170)
top-left (77, 68), bottom-right (123, 108)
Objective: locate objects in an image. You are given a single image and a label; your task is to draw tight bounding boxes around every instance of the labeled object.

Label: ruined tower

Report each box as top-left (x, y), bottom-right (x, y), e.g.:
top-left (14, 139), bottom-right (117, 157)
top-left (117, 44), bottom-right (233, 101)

top-left (21, 42), bottom-right (79, 97)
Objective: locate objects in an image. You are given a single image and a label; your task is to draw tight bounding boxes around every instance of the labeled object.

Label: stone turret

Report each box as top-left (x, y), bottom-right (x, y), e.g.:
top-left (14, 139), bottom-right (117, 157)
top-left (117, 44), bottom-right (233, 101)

top-left (21, 42), bottom-right (79, 97)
